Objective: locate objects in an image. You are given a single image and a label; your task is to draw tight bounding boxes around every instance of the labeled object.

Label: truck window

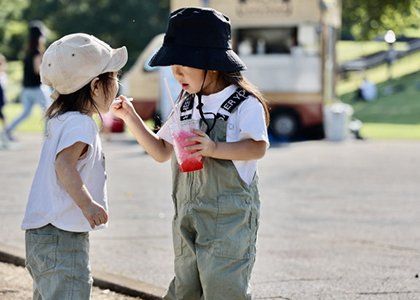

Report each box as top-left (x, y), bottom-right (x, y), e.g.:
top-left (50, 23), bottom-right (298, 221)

top-left (236, 27), bottom-right (298, 55)
top-left (236, 25), bottom-right (319, 56)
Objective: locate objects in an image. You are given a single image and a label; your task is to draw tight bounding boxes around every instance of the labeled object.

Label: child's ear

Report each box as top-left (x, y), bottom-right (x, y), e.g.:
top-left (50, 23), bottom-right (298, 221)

top-left (90, 77), bottom-right (100, 96)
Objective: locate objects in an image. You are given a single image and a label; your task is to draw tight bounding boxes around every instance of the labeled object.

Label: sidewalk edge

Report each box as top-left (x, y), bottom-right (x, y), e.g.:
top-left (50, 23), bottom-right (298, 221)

top-left (0, 243), bottom-right (165, 300)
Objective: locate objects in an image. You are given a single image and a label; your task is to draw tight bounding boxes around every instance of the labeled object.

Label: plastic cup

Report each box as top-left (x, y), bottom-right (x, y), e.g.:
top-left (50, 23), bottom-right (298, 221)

top-left (169, 119), bottom-right (203, 172)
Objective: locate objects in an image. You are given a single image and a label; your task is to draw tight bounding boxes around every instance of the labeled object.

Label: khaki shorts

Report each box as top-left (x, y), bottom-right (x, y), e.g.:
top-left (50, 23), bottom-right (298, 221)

top-left (25, 224), bottom-right (92, 300)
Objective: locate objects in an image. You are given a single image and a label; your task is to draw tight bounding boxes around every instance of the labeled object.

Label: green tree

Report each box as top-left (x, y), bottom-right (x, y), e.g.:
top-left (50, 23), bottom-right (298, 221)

top-left (0, 0), bottom-right (169, 68)
top-left (0, 0), bottom-right (30, 59)
top-left (22, 0), bottom-right (169, 70)
top-left (342, 0), bottom-right (420, 40)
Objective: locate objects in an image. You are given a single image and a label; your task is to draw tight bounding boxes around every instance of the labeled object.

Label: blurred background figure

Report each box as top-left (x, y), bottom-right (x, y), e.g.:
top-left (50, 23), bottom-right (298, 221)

top-left (2, 20), bottom-right (51, 141)
top-left (358, 76), bottom-right (377, 102)
top-left (0, 54), bottom-right (7, 124)
top-left (384, 30), bottom-right (397, 82)
top-left (0, 54), bottom-right (8, 146)
top-left (386, 45), bottom-right (396, 81)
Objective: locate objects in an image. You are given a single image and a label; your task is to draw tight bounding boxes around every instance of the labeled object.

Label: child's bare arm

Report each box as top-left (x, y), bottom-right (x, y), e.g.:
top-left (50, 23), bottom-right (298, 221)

top-left (55, 142), bottom-right (108, 229)
top-left (111, 97), bottom-right (173, 162)
top-left (188, 129), bottom-right (267, 160)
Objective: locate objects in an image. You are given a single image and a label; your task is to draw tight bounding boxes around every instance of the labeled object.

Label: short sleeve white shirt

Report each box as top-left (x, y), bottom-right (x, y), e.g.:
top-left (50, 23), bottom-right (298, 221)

top-left (157, 84), bottom-right (269, 185)
top-left (21, 112), bottom-right (108, 232)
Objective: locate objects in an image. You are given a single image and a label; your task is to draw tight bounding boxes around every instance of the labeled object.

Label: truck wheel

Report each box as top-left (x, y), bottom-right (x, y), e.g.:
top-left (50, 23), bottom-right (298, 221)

top-left (270, 110), bottom-right (300, 139)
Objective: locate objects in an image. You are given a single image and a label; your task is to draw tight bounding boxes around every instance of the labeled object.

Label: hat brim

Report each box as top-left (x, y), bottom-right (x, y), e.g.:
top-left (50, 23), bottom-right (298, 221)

top-left (149, 45), bottom-right (246, 72)
top-left (103, 46), bottom-right (128, 73)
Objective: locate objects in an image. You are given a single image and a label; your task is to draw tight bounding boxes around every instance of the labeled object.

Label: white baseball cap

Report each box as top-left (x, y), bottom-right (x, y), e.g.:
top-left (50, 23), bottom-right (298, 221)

top-left (41, 33), bottom-right (128, 100)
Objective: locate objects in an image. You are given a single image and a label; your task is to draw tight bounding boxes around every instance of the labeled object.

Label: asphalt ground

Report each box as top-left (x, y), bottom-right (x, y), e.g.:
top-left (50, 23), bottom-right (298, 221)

top-left (1, 132), bottom-right (420, 299)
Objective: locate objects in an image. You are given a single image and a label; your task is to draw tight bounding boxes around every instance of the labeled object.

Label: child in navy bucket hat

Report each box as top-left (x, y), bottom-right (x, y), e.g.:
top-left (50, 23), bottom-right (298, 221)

top-left (112, 7), bottom-right (270, 300)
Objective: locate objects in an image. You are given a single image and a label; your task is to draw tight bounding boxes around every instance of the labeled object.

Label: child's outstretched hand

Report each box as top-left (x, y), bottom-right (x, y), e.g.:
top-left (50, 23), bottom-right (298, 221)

top-left (81, 201), bottom-right (108, 229)
top-left (110, 95), bottom-right (135, 121)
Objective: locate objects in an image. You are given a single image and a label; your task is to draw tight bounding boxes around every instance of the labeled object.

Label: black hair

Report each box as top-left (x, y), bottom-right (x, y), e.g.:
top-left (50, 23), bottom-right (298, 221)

top-left (26, 29), bottom-right (45, 56)
top-left (219, 72), bottom-right (270, 126)
top-left (44, 72), bottom-right (114, 120)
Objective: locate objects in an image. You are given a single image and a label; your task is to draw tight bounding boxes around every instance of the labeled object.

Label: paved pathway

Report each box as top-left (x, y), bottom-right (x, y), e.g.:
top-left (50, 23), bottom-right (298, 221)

top-left (1, 133), bottom-right (420, 299)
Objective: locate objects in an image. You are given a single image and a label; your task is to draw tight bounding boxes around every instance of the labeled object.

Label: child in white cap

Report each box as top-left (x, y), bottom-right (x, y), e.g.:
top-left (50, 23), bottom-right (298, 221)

top-left (21, 33), bottom-right (127, 300)
top-left (112, 7), bottom-right (269, 300)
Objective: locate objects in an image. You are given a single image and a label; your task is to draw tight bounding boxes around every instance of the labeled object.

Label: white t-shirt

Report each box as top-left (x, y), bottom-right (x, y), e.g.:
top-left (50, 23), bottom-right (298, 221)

top-left (21, 112), bottom-right (108, 232)
top-left (158, 84), bottom-right (269, 185)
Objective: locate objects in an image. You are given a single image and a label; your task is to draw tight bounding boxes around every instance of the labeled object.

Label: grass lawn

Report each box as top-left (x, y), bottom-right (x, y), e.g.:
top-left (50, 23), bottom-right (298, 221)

top-left (336, 40), bottom-right (409, 65)
top-left (340, 72), bottom-right (420, 125)
top-left (3, 103), bottom-right (45, 133)
top-left (336, 40), bottom-right (420, 140)
top-left (359, 123), bottom-right (420, 140)
top-left (337, 49), bottom-right (420, 95)
top-left (338, 60), bottom-right (420, 140)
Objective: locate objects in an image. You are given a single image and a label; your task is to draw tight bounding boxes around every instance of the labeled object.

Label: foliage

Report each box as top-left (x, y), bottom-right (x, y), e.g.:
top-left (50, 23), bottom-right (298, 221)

top-left (2, 0), bottom-right (420, 62)
top-left (0, 0), bottom-right (170, 70)
top-left (0, 0), bottom-right (30, 59)
top-left (341, 0), bottom-right (420, 40)
top-left (23, 0), bottom-right (170, 70)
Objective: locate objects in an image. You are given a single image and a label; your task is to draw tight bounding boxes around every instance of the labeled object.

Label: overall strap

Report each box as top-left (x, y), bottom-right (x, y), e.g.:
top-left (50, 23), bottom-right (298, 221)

top-left (179, 94), bottom-right (195, 121)
top-left (178, 88), bottom-right (250, 122)
top-left (216, 88), bottom-right (250, 121)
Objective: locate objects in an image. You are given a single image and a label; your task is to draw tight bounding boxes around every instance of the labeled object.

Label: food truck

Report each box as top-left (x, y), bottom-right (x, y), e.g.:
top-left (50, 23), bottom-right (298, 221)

top-left (121, 0), bottom-right (341, 139)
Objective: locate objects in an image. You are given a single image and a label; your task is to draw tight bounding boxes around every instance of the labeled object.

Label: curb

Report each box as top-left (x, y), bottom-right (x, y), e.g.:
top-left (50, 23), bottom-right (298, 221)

top-left (0, 243), bottom-right (165, 300)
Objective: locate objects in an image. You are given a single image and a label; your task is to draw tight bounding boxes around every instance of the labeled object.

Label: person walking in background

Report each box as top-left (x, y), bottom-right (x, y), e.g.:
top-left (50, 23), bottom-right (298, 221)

top-left (0, 54), bottom-right (8, 145)
top-left (386, 44), bottom-right (396, 81)
top-left (3, 20), bottom-right (51, 141)
top-left (21, 33), bottom-right (128, 300)
top-left (112, 7), bottom-right (270, 300)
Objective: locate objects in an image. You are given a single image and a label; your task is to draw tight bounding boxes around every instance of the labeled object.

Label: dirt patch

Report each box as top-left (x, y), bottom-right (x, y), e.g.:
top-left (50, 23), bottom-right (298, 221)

top-left (0, 261), bottom-right (143, 300)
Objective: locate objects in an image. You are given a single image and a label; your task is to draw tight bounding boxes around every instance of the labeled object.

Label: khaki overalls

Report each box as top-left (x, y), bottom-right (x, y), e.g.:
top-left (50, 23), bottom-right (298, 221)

top-left (163, 90), bottom-right (261, 300)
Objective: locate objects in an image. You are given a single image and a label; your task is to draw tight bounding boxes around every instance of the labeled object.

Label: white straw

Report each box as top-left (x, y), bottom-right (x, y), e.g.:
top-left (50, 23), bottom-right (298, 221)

top-left (111, 97), bottom-right (133, 105)
top-left (164, 78), bottom-right (181, 128)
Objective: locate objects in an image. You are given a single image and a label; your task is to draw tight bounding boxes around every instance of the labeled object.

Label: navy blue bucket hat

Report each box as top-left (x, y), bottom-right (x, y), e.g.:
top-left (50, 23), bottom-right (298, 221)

top-left (149, 7), bottom-right (246, 72)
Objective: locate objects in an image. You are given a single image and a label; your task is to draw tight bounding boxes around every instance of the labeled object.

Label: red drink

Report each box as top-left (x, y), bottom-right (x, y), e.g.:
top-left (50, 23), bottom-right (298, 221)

top-left (170, 120), bottom-right (203, 172)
